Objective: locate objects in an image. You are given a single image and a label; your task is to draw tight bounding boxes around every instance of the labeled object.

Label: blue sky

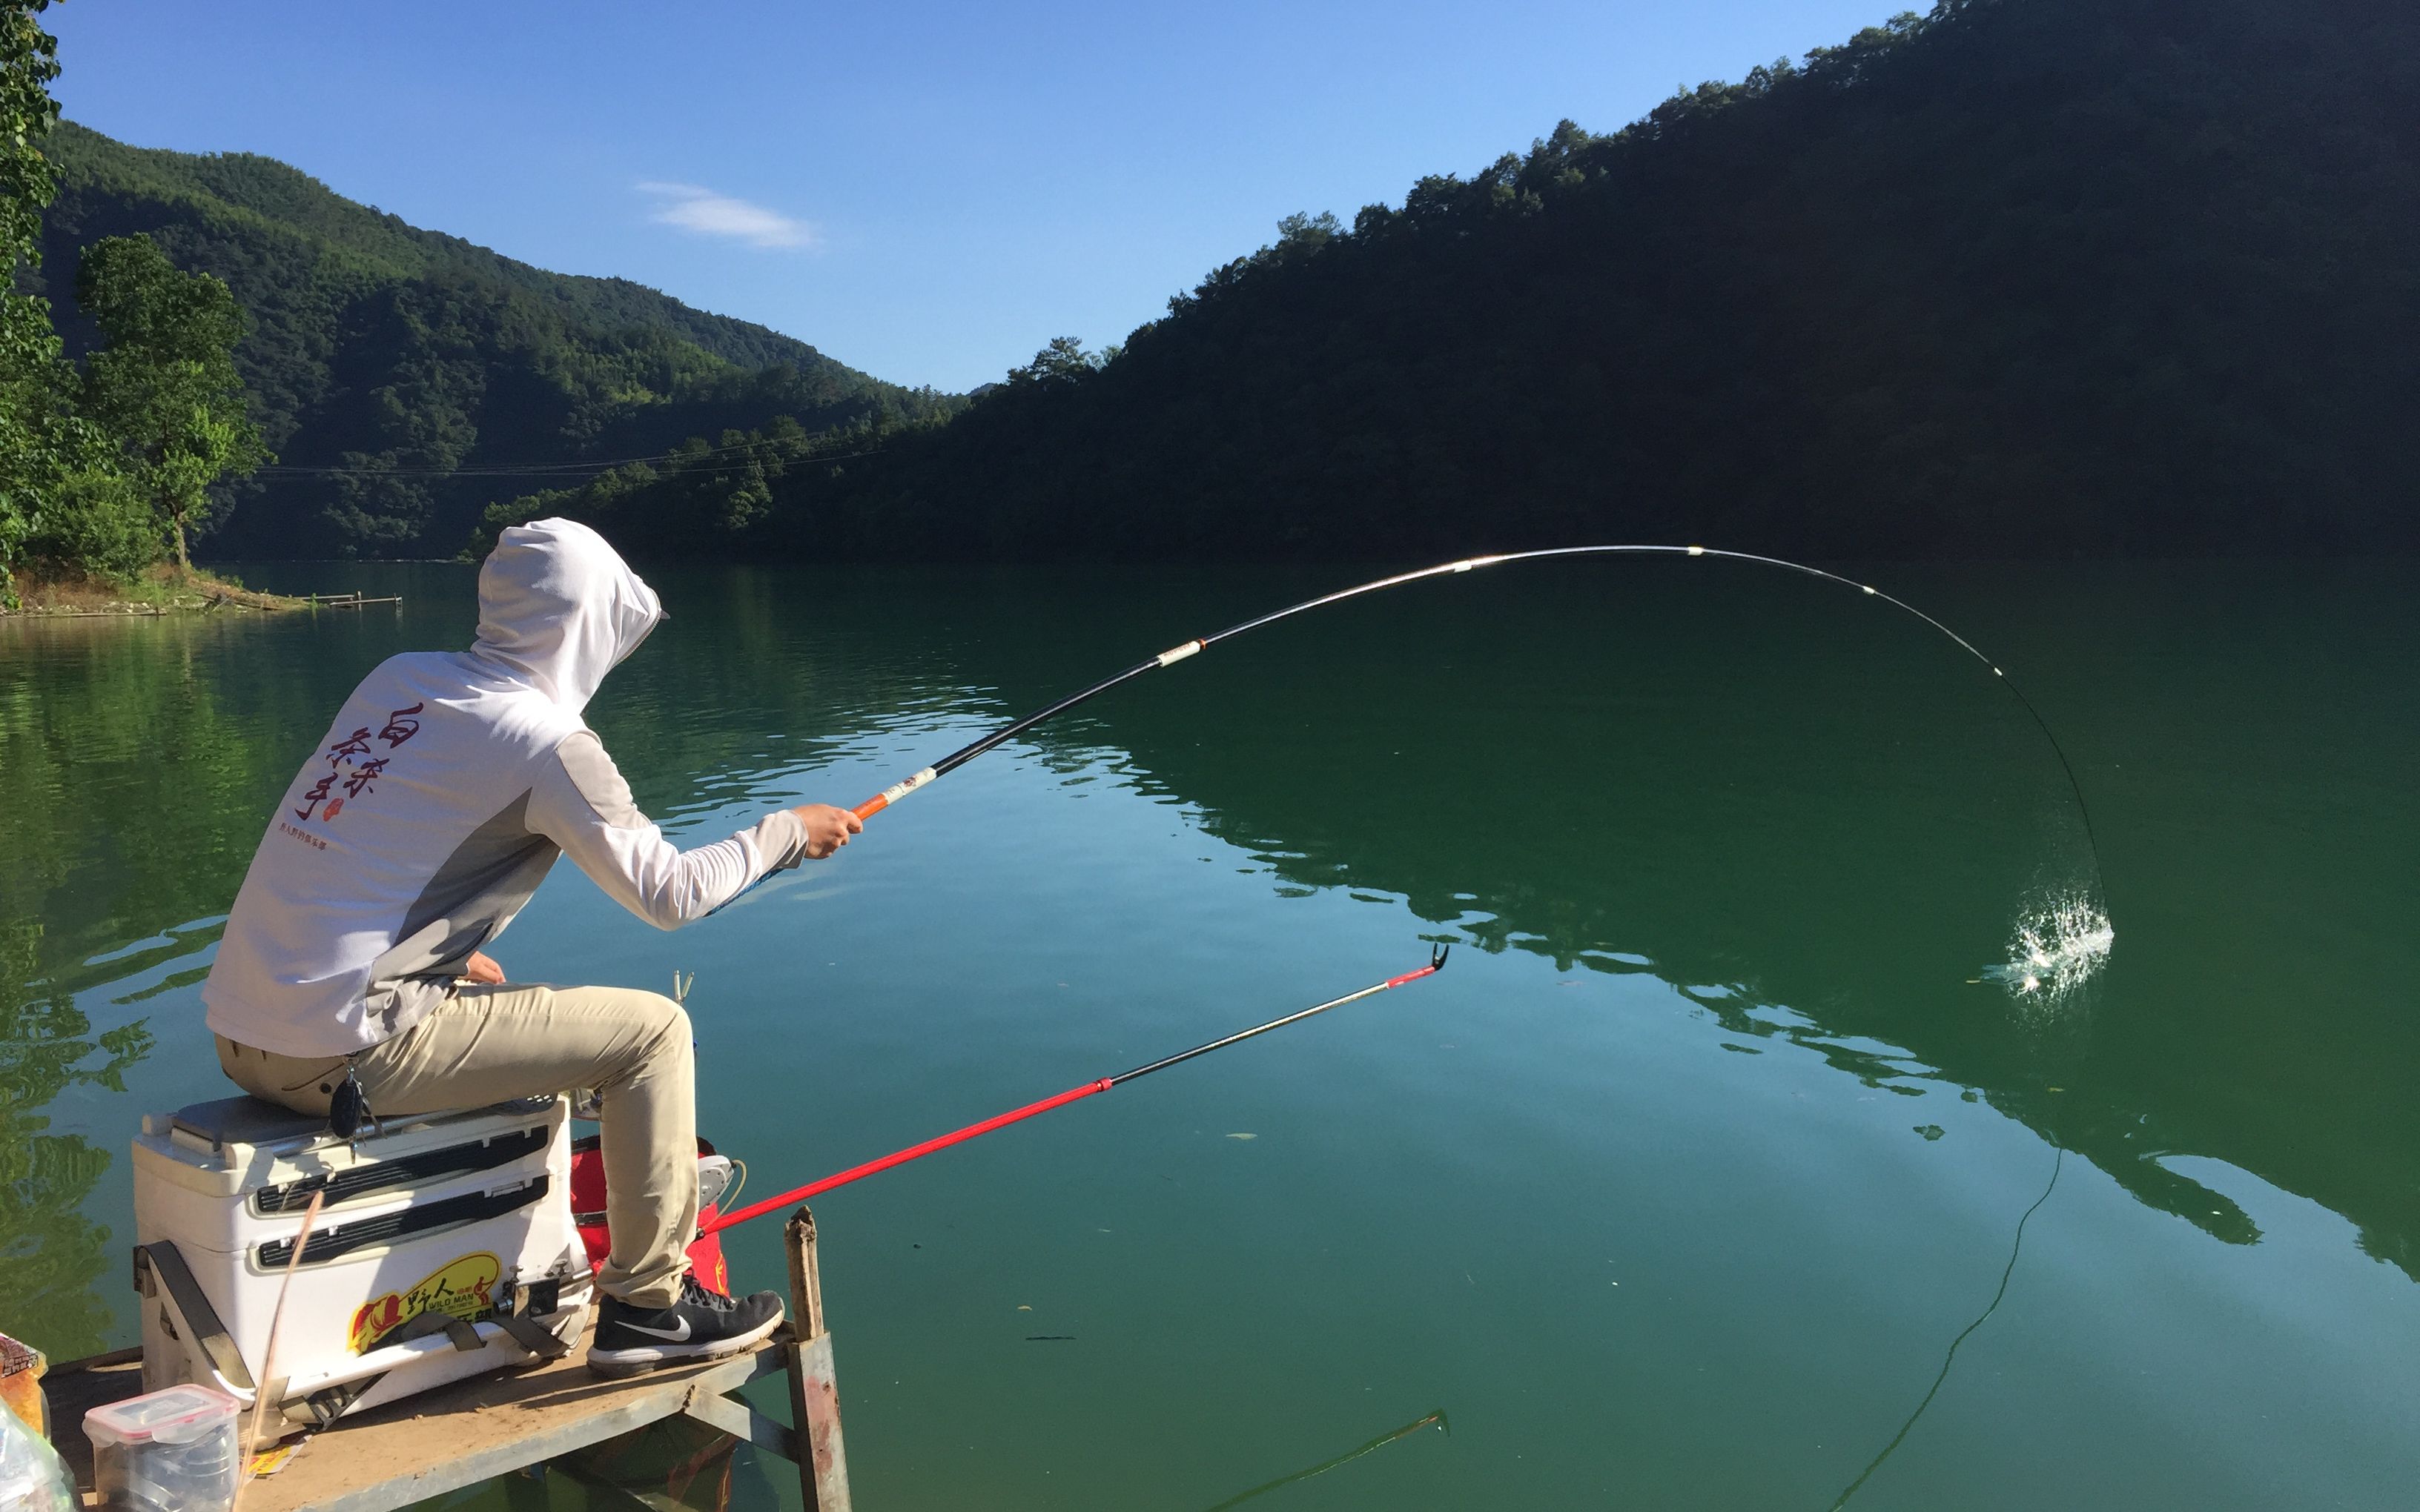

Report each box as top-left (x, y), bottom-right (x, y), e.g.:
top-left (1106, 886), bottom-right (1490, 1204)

top-left (52, 0), bottom-right (1897, 394)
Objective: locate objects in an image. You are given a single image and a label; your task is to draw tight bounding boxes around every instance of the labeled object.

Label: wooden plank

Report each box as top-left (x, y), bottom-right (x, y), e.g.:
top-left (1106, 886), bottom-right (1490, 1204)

top-left (56, 1324), bottom-right (786, 1512)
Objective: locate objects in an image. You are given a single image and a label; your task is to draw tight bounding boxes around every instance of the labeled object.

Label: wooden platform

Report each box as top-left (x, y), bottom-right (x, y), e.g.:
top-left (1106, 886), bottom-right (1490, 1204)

top-left (47, 1210), bottom-right (848, 1512)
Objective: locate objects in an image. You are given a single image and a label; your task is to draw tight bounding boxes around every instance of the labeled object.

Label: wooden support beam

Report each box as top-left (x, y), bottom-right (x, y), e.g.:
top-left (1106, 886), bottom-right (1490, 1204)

top-left (678, 1383), bottom-right (796, 1461)
top-left (786, 1207), bottom-right (827, 1340)
top-left (784, 1207), bottom-right (851, 1512)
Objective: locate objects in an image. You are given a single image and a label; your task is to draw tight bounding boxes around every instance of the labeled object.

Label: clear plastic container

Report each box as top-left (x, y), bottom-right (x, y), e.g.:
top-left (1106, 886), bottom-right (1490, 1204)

top-left (84, 1385), bottom-right (241, 1512)
top-left (0, 1395), bottom-right (74, 1512)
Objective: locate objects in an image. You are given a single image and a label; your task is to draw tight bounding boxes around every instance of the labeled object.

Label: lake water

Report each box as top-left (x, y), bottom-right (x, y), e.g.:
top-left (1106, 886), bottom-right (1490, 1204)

top-left (2, 557), bottom-right (2413, 1510)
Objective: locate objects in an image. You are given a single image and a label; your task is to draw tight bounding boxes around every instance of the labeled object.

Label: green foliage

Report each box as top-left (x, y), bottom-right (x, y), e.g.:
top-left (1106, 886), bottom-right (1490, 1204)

top-left (0, 3), bottom-right (229, 597)
top-left (0, 1), bottom-right (56, 265)
top-left (466, 411), bottom-right (918, 560)
top-left (21, 442), bottom-right (151, 577)
top-left (74, 233), bottom-right (268, 566)
top-left (35, 122), bottom-right (956, 558)
top-left (0, 0), bottom-right (64, 603)
top-left (497, 0), bottom-right (2419, 562)
top-left (1007, 335), bottom-right (1108, 388)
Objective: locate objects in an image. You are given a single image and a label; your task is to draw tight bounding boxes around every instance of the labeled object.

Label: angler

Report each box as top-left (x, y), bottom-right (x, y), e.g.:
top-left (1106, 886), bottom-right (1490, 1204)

top-left (202, 517), bottom-right (865, 1374)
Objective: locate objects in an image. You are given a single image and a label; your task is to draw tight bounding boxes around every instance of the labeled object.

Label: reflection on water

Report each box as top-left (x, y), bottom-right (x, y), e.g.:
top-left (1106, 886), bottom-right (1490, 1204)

top-left (0, 978), bottom-right (152, 1360)
top-left (1057, 560), bottom-right (2410, 1281)
top-left (547, 1414), bottom-right (765, 1512)
top-left (2, 558), bottom-right (2415, 1509)
top-left (0, 611), bottom-right (300, 1358)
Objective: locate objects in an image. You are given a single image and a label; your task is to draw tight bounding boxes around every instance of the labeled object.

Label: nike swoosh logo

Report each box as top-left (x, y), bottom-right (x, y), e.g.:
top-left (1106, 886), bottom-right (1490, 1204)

top-left (620, 1318), bottom-right (690, 1342)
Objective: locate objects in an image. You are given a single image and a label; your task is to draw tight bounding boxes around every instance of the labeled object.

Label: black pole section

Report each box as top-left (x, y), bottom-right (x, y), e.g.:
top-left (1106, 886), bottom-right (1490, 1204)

top-left (707, 947), bottom-right (1449, 1233)
top-left (1109, 945), bottom-right (1449, 1087)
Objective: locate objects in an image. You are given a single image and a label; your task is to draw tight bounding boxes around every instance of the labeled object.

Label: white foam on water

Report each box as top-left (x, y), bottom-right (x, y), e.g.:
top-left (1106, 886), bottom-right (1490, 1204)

top-left (1983, 893), bottom-right (2113, 1004)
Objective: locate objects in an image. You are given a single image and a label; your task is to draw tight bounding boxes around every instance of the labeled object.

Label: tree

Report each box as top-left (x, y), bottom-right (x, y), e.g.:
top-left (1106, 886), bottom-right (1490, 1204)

top-left (74, 233), bottom-right (268, 567)
top-left (1272, 210), bottom-right (1341, 259)
top-left (1008, 335), bottom-right (1102, 388)
top-left (42, 122), bottom-right (959, 560)
top-left (0, 0), bottom-right (66, 603)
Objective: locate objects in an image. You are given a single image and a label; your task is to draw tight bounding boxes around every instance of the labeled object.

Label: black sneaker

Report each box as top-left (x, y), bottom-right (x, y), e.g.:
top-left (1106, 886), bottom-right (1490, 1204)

top-left (588, 1274), bottom-right (785, 1376)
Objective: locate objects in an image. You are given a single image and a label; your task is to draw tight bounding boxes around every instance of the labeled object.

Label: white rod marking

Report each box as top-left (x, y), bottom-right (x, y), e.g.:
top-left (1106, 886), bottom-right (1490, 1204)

top-left (880, 768), bottom-right (938, 803)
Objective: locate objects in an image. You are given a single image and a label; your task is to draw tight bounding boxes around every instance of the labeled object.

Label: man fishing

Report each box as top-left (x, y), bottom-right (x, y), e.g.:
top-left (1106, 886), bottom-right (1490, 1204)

top-left (202, 517), bottom-right (862, 1372)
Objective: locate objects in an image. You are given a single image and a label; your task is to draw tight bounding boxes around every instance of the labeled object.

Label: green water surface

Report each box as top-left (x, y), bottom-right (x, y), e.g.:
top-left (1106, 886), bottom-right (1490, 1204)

top-left (2, 559), bottom-right (2413, 1510)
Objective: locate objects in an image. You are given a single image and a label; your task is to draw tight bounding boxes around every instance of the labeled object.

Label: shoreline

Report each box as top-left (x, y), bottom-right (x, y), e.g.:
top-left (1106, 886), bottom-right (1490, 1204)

top-left (0, 566), bottom-right (313, 618)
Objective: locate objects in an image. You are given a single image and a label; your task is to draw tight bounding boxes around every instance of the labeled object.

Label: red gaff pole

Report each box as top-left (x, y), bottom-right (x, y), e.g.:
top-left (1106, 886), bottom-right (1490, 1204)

top-left (705, 947), bottom-right (1448, 1233)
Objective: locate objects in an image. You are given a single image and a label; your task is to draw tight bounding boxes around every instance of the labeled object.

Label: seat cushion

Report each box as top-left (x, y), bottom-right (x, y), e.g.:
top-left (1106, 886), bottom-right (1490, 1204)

top-left (169, 1092), bottom-right (558, 1152)
top-left (168, 1094), bottom-right (328, 1149)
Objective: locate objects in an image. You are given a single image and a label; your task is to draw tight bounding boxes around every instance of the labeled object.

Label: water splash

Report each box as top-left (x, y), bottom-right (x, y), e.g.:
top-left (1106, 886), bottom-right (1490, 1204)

top-left (1983, 894), bottom-right (2113, 1002)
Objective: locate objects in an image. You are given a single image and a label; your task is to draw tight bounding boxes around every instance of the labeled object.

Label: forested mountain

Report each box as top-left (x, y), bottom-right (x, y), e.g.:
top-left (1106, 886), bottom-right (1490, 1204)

top-left (500, 0), bottom-right (2419, 562)
top-left (27, 122), bottom-right (951, 557)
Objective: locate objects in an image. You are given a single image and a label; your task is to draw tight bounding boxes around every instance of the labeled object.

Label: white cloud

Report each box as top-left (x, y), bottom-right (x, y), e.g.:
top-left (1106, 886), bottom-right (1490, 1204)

top-left (636, 181), bottom-right (816, 250)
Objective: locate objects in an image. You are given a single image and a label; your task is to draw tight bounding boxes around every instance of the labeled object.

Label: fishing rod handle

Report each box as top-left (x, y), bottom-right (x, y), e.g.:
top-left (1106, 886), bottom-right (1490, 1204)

top-left (853, 766), bottom-right (936, 820)
top-left (847, 640), bottom-right (1200, 820)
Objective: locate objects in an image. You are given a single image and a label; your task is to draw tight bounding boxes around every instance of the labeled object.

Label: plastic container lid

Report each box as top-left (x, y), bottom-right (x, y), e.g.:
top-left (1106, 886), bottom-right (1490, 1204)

top-left (82, 1385), bottom-right (239, 1448)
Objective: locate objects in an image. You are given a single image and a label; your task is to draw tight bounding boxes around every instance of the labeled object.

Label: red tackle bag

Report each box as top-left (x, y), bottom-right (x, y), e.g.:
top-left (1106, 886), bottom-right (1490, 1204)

top-left (568, 1134), bottom-right (732, 1296)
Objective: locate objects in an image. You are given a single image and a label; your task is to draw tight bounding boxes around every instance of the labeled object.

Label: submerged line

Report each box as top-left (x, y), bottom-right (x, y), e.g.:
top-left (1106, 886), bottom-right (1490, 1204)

top-left (1827, 1145), bottom-right (2065, 1511)
top-left (1200, 1409), bottom-right (1448, 1511)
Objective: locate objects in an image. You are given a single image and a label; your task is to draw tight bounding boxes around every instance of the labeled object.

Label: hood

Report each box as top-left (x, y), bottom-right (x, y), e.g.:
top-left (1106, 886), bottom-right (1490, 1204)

top-left (472, 518), bottom-right (664, 714)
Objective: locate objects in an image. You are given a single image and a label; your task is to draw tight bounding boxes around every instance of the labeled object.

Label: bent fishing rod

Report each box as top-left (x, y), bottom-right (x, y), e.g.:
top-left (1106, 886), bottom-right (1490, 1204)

top-left (705, 945), bottom-right (1447, 1233)
top-left (842, 545), bottom-right (2105, 887)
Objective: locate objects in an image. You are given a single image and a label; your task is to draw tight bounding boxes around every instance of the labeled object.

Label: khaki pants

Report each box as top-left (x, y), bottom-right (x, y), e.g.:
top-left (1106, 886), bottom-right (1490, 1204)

top-left (216, 982), bottom-right (697, 1308)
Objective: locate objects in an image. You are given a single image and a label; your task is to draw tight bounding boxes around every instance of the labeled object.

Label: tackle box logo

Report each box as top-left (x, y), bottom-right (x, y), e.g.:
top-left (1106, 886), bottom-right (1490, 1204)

top-left (348, 1251), bottom-right (500, 1353)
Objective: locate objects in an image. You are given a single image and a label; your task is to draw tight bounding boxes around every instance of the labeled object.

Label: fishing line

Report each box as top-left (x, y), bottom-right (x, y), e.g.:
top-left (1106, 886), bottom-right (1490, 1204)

top-left (704, 946), bottom-right (1448, 1233)
top-left (256, 441), bottom-right (889, 479)
top-left (1825, 1144), bottom-right (2065, 1510)
top-left (842, 546), bottom-right (2109, 908)
top-left (1202, 1409), bottom-right (1449, 1510)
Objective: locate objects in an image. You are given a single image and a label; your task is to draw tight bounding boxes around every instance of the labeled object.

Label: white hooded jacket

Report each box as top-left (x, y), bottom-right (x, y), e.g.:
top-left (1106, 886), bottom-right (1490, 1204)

top-left (203, 519), bottom-right (809, 1058)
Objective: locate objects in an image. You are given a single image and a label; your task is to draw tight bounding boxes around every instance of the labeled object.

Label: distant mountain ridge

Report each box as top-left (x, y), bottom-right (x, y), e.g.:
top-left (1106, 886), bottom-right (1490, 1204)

top-left (494, 0), bottom-right (2420, 563)
top-left (27, 121), bottom-right (951, 557)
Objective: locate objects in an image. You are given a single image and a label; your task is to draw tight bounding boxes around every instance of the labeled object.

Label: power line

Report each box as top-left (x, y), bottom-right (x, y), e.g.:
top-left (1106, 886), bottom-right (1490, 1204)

top-left (254, 439), bottom-right (890, 480)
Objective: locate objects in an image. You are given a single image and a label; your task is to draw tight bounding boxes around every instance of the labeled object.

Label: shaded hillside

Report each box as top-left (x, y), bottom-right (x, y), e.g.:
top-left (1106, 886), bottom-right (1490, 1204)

top-left (506, 0), bottom-right (2419, 561)
top-left (27, 122), bottom-right (953, 557)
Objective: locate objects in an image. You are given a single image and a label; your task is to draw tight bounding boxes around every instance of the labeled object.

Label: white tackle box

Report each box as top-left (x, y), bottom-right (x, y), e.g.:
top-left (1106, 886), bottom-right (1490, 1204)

top-left (131, 1094), bottom-right (590, 1431)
